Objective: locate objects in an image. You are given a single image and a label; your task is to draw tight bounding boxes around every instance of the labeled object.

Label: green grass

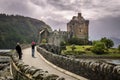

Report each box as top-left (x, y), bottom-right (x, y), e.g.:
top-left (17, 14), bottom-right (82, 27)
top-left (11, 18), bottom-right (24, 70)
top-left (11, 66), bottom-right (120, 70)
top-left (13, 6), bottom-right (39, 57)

top-left (66, 45), bottom-right (92, 51)
top-left (62, 45), bottom-right (120, 57)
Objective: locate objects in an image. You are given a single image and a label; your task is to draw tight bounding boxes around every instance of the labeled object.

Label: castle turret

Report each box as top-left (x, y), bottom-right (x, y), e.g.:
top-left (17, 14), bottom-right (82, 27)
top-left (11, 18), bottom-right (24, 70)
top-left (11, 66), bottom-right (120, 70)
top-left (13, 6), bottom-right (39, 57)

top-left (78, 13), bottom-right (81, 18)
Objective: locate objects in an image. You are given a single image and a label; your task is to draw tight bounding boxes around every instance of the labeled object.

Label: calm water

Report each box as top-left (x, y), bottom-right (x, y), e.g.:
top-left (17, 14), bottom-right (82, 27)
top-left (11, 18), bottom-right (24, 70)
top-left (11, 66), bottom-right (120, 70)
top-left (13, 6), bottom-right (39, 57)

top-left (0, 49), bottom-right (11, 53)
top-left (104, 59), bottom-right (120, 65)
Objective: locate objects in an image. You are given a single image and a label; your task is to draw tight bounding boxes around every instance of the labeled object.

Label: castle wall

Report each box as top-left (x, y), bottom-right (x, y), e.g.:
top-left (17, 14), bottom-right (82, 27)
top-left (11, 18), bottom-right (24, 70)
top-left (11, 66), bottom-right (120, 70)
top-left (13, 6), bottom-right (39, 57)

top-left (48, 31), bottom-right (68, 46)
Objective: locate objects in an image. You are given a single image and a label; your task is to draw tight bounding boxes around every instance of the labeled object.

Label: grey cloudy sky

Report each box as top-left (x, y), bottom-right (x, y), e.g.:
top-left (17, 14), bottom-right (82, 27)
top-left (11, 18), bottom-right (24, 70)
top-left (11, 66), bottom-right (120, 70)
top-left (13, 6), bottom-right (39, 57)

top-left (0, 0), bottom-right (120, 40)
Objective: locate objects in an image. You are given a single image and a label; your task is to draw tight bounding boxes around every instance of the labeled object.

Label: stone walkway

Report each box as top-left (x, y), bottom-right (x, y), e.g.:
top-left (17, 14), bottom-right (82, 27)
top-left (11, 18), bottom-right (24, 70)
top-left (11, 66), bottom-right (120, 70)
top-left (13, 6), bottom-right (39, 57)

top-left (22, 47), bottom-right (87, 80)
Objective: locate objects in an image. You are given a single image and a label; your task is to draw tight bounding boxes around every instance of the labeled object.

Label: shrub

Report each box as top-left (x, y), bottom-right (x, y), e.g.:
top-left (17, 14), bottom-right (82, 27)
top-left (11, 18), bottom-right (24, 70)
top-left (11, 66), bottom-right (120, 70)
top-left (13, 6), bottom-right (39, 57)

top-left (67, 37), bottom-right (86, 45)
top-left (71, 45), bottom-right (76, 51)
top-left (118, 45), bottom-right (120, 52)
top-left (91, 41), bottom-right (106, 54)
top-left (100, 37), bottom-right (114, 48)
top-left (60, 41), bottom-right (66, 46)
top-left (60, 41), bottom-right (66, 51)
top-left (41, 39), bottom-right (47, 43)
top-left (85, 48), bottom-right (91, 51)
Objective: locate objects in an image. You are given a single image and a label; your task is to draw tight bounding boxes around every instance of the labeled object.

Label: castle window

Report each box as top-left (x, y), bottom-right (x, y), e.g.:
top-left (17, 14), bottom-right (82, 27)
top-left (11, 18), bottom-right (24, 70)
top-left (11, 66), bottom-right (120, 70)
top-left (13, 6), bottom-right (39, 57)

top-left (73, 23), bottom-right (74, 25)
top-left (79, 28), bottom-right (82, 32)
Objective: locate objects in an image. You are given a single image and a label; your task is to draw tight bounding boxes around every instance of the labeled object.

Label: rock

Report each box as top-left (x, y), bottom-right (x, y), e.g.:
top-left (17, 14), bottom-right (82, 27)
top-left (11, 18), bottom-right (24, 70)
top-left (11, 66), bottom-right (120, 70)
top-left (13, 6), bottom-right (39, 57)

top-left (6, 76), bottom-right (13, 80)
top-left (57, 77), bottom-right (65, 80)
top-left (43, 74), bottom-right (59, 80)
top-left (32, 70), bottom-right (43, 79)
top-left (0, 77), bottom-right (5, 80)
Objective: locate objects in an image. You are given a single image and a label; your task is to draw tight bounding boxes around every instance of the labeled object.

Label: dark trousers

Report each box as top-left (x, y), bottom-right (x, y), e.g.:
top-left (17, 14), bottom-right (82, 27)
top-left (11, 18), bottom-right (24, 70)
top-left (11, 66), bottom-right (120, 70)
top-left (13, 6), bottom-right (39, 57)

top-left (18, 53), bottom-right (22, 59)
top-left (32, 49), bottom-right (35, 57)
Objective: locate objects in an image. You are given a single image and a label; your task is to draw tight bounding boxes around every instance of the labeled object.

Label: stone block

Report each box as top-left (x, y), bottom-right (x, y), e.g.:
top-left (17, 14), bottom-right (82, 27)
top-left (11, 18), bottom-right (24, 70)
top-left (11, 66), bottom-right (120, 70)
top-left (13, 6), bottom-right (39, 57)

top-left (20, 65), bottom-right (29, 73)
top-left (30, 69), bottom-right (43, 75)
top-left (28, 66), bottom-right (38, 75)
top-left (24, 67), bottom-right (33, 74)
top-left (43, 74), bottom-right (59, 80)
top-left (57, 77), bottom-right (65, 80)
top-left (113, 66), bottom-right (120, 74)
top-left (17, 61), bottom-right (24, 69)
top-left (32, 70), bottom-right (44, 79)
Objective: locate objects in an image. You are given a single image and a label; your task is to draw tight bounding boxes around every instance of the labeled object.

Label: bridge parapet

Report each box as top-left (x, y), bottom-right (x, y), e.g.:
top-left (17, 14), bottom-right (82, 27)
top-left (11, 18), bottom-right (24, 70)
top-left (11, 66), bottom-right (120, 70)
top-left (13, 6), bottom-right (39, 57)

top-left (39, 43), bottom-right (61, 54)
top-left (37, 46), bottom-right (120, 80)
top-left (10, 45), bottom-right (64, 80)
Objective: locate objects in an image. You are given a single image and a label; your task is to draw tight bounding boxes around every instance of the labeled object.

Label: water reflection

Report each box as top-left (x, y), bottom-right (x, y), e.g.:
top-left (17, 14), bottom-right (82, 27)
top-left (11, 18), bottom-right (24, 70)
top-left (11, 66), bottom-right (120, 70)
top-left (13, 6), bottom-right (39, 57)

top-left (104, 59), bottom-right (120, 65)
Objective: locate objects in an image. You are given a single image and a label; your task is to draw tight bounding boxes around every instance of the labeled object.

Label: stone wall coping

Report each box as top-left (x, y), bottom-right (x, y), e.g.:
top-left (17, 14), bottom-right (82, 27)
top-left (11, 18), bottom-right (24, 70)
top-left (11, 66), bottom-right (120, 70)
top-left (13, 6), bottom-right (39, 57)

top-left (37, 46), bottom-right (120, 80)
top-left (37, 47), bottom-right (87, 80)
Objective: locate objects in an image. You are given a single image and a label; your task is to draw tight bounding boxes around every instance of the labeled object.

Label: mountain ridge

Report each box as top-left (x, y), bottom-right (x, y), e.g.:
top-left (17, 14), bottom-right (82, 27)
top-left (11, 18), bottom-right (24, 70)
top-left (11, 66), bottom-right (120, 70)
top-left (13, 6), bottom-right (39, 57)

top-left (0, 14), bottom-right (52, 49)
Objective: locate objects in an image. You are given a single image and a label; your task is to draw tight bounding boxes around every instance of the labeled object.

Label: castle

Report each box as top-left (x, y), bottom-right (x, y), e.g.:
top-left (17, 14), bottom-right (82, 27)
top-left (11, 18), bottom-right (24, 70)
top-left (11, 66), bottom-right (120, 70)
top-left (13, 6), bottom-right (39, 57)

top-left (39, 13), bottom-right (89, 46)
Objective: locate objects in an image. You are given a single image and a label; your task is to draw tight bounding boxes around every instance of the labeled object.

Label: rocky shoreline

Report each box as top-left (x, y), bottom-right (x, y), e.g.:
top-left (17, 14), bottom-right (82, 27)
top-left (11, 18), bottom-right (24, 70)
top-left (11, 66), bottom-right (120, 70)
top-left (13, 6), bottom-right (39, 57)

top-left (0, 56), bottom-right (13, 80)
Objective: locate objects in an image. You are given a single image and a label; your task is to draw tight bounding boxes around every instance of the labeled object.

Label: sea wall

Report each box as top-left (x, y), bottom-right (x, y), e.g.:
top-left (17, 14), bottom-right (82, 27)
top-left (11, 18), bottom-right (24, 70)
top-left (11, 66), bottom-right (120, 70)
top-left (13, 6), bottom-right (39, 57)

top-left (37, 47), bottom-right (120, 80)
top-left (0, 55), bottom-right (13, 80)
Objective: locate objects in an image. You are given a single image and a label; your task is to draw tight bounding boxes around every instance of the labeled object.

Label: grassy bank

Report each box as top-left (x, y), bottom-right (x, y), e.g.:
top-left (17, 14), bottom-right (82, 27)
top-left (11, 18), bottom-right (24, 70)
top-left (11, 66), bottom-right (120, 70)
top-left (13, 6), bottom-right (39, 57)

top-left (62, 45), bottom-right (120, 58)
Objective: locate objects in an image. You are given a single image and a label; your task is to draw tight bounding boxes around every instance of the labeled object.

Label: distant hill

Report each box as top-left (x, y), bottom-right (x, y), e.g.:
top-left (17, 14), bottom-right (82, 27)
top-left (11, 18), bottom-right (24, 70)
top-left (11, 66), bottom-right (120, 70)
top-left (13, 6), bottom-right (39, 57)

top-left (0, 14), bottom-right (52, 49)
top-left (109, 37), bottom-right (120, 48)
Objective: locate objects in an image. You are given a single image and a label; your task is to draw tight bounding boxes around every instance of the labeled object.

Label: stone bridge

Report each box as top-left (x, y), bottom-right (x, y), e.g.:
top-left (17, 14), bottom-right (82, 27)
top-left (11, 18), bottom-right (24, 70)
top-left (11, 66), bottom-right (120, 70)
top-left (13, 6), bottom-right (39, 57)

top-left (10, 45), bottom-right (86, 80)
top-left (0, 45), bottom-right (120, 80)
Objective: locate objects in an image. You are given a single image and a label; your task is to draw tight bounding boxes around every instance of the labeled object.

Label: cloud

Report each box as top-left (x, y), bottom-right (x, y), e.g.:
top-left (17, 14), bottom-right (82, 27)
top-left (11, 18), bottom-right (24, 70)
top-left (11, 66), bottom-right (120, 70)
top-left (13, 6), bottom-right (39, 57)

top-left (46, 0), bottom-right (75, 11)
top-left (0, 0), bottom-right (33, 16)
top-left (30, 0), bottom-right (120, 20)
top-left (0, 0), bottom-right (120, 20)
top-left (29, 0), bottom-right (47, 8)
top-left (81, 0), bottom-right (120, 19)
top-left (0, 0), bottom-right (120, 39)
top-left (90, 16), bottom-right (120, 40)
top-left (1, 0), bottom-right (119, 23)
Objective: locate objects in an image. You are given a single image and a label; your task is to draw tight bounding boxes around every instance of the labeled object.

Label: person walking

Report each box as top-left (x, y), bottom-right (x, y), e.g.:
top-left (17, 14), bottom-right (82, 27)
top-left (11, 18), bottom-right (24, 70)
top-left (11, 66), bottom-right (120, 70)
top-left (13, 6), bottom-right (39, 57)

top-left (15, 43), bottom-right (22, 60)
top-left (31, 41), bottom-right (36, 57)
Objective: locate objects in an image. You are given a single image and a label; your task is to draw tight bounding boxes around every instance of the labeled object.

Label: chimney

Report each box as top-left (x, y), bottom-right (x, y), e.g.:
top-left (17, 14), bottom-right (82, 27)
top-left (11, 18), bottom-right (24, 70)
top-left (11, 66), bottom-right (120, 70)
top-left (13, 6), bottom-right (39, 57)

top-left (78, 13), bottom-right (81, 17)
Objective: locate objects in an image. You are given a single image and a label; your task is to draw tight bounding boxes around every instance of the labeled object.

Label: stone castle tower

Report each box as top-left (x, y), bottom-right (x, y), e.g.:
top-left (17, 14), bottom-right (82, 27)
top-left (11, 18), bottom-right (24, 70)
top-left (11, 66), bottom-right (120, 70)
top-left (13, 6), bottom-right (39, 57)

top-left (39, 13), bottom-right (89, 46)
top-left (67, 13), bottom-right (89, 43)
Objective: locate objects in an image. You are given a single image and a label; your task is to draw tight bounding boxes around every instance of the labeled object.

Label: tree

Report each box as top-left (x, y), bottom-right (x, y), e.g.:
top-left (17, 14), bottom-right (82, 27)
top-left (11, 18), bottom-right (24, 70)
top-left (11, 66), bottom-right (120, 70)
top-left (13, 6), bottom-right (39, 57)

top-left (93, 40), bottom-right (100, 45)
top-left (100, 37), bottom-right (114, 48)
top-left (91, 41), bottom-right (106, 54)
top-left (118, 45), bottom-right (120, 52)
top-left (60, 41), bottom-right (66, 51)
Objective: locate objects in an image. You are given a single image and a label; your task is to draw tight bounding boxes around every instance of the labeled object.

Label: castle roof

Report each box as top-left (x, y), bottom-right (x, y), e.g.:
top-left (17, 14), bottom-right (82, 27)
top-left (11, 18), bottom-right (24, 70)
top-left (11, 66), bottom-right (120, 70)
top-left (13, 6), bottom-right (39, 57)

top-left (67, 13), bottom-right (87, 25)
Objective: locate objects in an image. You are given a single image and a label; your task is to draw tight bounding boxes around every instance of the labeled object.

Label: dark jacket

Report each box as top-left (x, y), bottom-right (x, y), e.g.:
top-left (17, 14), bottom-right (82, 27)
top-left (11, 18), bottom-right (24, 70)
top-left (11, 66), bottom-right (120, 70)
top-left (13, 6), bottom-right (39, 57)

top-left (31, 44), bottom-right (35, 49)
top-left (15, 45), bottom-right (22, 54)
